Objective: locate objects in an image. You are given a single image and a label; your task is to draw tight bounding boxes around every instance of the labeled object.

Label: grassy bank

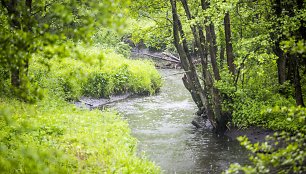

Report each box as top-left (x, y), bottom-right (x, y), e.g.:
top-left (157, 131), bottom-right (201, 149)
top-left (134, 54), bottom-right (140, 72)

top-left (0, 46), bottom-right (161, 173)
top-left (30, 46), bottom-right (162, 101)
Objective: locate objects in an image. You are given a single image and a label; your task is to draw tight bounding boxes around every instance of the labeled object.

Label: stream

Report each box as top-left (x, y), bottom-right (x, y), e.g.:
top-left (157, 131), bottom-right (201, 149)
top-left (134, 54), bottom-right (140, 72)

top-left (107, 69), bottom-right (249, 174)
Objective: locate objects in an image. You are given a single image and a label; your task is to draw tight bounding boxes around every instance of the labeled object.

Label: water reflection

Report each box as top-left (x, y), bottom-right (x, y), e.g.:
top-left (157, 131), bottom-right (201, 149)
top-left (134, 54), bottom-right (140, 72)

top-left (107, 69), bottom-right (248, 174)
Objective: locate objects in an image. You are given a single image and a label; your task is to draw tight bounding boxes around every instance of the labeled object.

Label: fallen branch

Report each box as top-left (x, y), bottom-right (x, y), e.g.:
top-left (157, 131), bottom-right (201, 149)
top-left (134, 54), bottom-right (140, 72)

top-left (191, 120), bottom-right (202, 129)
top-left (143, 53), bottom-right (180, 63)
top-left (162, 52), bottom-right (180, 62)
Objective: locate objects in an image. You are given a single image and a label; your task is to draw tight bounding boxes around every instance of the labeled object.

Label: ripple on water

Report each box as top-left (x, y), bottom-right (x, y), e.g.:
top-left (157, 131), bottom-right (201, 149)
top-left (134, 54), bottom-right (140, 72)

top-left (108, 69), bottom-right (249, 174)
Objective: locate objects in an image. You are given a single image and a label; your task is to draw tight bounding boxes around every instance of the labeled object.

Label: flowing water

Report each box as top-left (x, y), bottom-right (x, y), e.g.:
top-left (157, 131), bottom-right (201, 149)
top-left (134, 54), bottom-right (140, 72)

top-left (108, 69), bottom-right (248, 174)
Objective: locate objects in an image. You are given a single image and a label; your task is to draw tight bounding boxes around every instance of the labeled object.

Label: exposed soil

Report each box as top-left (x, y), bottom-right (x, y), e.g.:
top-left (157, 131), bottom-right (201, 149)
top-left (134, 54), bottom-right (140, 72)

top-left (74, 93), bottom-right (131, 109)
top-left (191, 116), bottom-right (275, 143)
top-left (224, 126), bottom-right (275, 143)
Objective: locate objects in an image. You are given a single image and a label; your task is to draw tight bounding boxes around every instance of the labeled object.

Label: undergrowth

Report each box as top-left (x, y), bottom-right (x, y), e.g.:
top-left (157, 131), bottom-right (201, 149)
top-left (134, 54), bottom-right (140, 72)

top-left (0, 97), bottom-right (160, 173)
top-left (216, 59), bottom-right (298, 132)
top-left (30, 46), bottom-right (162, 100)
top-left (0, 46), bottom-right (161, 173)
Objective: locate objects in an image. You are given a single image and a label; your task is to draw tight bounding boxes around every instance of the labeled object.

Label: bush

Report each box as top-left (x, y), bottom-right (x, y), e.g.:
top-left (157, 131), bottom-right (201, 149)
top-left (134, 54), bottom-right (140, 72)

top-left (81, 48), bottom-right (162, 97)
top-left (29, 46), bottom-right (162, 100)
top-left (216, 61), bottom-right (295, 130)
top-left (225, 106), bottom-right (306, 174)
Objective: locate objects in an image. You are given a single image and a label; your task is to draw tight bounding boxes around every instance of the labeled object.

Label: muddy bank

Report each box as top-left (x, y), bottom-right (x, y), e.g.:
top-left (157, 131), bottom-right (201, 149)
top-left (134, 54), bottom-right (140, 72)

top-left (75, 93), bottom-right (131, 109)
top-left (191, 117), bottom-right (275, 143)
top-left (225, 127), bottom-right (275, 143)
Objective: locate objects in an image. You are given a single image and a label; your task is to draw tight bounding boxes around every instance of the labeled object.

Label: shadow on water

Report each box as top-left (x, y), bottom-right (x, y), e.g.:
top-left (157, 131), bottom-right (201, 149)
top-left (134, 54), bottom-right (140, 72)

top-left (107, 69), bottom-right (249, 174)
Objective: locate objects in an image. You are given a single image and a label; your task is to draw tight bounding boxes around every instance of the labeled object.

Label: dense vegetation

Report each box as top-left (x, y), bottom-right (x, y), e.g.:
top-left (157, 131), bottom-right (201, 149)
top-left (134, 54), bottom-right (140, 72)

top-left (1, 0), bottom-right (305, 173)
top-left (131, 0), bottom-right (306, 173)
top-left (0, 0), bottom-right (162, 173)
top-left (0, 46), bottom-right (162, 173)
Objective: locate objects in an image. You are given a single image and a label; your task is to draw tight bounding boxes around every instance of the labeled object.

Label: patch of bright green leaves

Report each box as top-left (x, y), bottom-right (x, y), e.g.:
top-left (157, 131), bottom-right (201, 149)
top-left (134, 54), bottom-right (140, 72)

top-left (0, 45), bottom-right (161, 173)
top-left (226, 107), bottom-right (306, 174)
top-left (216, 53), bottom-right (296, 131)
top-left (30, 46), bottom-right (162, 101)
top-left (0, 97), bottom-right (160, 173)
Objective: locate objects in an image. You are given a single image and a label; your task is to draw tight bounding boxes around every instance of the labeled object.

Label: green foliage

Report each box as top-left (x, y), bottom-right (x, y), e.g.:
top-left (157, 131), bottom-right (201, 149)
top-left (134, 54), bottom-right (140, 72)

top-left (0, 45), bottom-right (161, 173)
top-left (129, 18), bottom-right (172, 50)
top-left (216, 55), bottom-right (295, 130)
top-left (261, 106), bottom-right (306, 133)
top-left (80, 47), bottom-right (162, 98)
top-left (226, 106), bottom-right (306, 174)
top-left (92, 28), bottom-right (132, 57)
top-left (0, 0), bottom-right (130, 100)
top-left (26, 46), bottom-right (162, 100)
top-left (0, 97), bottom-right (160, 173)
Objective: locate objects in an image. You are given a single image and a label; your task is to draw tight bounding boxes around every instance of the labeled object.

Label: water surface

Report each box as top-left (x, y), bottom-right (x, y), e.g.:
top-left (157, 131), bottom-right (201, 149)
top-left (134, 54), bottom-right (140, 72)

top-left (108, 69), bottom-right (248, 173)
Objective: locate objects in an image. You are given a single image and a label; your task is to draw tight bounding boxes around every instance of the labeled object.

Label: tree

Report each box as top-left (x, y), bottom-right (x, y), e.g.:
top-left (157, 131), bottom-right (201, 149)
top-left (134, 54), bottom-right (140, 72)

top-left (224, 10), bottom-right (235, 74)
top-left (270, 0), bottom-right (305, 106)
top-left (0, 0), bottom-right (129, 100)
top-left (131, 0), bottom-right (305, 132)
top-left (168, 0), bottom-right (229, 133)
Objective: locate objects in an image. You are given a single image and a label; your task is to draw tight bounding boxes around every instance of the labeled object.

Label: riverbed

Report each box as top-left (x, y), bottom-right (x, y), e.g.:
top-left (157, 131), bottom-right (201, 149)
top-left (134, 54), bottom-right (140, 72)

top-left (107, 69), bottom-right (248, 173)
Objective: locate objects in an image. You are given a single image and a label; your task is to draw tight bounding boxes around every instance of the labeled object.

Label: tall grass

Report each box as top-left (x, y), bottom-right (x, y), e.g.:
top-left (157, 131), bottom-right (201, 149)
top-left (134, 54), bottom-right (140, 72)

top-left (30, 46), bottom-right (162, 100)
top-left (0, 97), bottom-right (160, 173)
top-left (0, 46), bottom-right (162, 173)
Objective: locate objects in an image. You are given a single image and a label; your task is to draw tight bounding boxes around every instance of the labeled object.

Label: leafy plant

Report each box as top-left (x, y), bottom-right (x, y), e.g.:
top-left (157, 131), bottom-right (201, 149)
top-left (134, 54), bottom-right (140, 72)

top-left (226, 106), bottom-right (306, 174)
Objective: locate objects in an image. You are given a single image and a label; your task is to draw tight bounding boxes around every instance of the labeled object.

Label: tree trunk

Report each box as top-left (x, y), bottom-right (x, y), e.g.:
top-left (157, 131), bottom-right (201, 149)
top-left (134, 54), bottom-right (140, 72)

top-left (198, 28), bottom-right (216, 127)
top-left (180, 0), bottom-right (217, 127)
top-left (272, 0), bottom-right (287, 85)
top-left (273, 40), bottom-right (287, 84)
top-left (292, 56), bottom-right (305, 107)
top-left (3, 0), bottom-right (32, 88)
top-left (11, 68), bottom-right (20, 87)
top-left (224, 12), bottom-right (235, 74)
top-left (200, 0), bottom-right (220, 80)
top-left (201, 0), bottom-right (227, 133)
top-left (220, 43), bottom-right (225, 68)
top-left (205, 26), bottom-right (221, 80)
top-left (170, 0), bottom-right (205, 110)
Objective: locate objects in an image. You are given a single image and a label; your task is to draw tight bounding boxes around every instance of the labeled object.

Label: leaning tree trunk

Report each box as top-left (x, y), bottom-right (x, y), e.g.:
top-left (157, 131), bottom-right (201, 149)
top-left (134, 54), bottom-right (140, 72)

top-left (201, 0), bottom-right (220, 81)
top-left (201, 0), bottom-right (228, 133)
top-left (171, 0), bottom-right (228, 133)
top-left (180, 0), bottom-right (216, 126)
top-left (205, 25), bottom-right (221, 80)
top-left (170, 0), bottom-right (206, 111)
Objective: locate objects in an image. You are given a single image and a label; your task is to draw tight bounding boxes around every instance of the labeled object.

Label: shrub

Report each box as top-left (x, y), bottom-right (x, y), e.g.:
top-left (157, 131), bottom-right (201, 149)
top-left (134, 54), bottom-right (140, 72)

top-left (225, 106), bottom-right (306, 174)
top-left (29, 46), bottom-right (162, 100)
top-left (216, 62), bottom-right (295, 129)
top-left (0, 45), bottom-right (162, 173)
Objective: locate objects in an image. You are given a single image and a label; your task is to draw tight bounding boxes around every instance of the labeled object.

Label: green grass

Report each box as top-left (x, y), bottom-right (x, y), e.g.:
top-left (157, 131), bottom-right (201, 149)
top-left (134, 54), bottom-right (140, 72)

top-left (30, 46), bottom-right (162, 100)
top-left (0, 46), bottom-right (162, 173)
top-left (0, 97), bottom-right (160, 173)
